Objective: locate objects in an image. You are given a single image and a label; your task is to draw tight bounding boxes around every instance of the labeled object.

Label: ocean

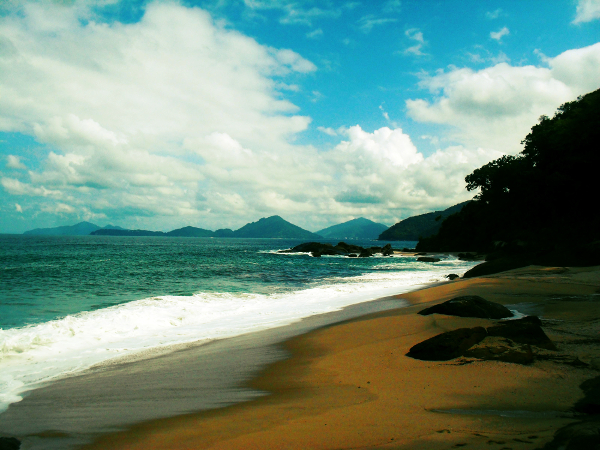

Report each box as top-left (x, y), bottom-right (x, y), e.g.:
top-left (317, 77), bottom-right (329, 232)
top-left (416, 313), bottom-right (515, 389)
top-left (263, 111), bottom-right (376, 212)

top-left (0, 235), bottom-right (478, 415)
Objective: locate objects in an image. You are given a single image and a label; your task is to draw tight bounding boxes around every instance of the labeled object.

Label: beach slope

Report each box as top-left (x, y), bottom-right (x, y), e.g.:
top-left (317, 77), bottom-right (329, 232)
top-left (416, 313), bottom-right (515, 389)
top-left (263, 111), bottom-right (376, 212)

top-left (81, 265), bottom-right (600, 450)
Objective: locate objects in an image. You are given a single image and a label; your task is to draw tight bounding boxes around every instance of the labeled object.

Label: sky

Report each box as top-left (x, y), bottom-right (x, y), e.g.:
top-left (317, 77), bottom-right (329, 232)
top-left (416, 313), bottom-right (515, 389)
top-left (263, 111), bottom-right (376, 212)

top-left (0, 0), bottom-right (599, 233)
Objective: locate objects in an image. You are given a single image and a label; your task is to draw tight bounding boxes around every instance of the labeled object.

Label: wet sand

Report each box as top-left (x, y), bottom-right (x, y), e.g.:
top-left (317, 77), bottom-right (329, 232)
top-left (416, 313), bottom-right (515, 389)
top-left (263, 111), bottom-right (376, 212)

top-left (76, 265), bottom-right (600, 450)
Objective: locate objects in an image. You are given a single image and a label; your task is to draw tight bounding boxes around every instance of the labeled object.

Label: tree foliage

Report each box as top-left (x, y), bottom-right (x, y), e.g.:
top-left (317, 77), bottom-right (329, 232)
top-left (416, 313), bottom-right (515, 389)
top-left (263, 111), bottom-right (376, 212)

top-left (417, 88), bottom-right (600, 262)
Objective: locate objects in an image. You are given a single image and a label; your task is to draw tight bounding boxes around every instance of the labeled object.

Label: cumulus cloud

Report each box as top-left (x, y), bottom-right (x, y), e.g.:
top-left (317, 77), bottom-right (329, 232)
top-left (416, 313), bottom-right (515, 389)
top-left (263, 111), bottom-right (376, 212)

top-left (406, 43), bottom-right (600, 153)
top-left (573, 0), bottom-right (600, 23)
top-left (3, 1), bottom-right (596, 232)
top-left (490, 26), bottom-right (509, 41)
top-left (0, 1), bottom-right (324, 229)
top-left (316, 126), bottom-right (502, 226)
top-left (6, 155), bottom-right (27, 169)
top-left (15, 203), bottom-right (22, 213)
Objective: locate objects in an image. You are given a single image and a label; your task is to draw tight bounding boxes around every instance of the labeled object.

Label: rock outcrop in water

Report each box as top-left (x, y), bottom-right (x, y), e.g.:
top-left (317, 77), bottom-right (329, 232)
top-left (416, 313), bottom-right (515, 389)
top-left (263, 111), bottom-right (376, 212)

top-left (279, 242), bottom-right (394, 258)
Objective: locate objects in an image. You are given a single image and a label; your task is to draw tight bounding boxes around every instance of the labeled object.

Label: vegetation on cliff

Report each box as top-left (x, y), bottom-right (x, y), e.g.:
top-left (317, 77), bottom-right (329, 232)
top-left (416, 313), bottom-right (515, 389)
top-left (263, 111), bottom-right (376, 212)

top-left (417, 88), bottom-right (600, 268)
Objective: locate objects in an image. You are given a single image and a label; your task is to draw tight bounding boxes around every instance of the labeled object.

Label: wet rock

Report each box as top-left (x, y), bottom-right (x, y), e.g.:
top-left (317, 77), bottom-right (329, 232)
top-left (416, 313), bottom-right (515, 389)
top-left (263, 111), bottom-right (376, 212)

top-left (0, 437), bottom-right (20, 450)
top-left (418, 257), bottom-right (441, 263)
top-left (539, 418), bottom-right (600, 449)
top-left (406, 327), bottom-right (487, 361)
top-left (446, 274), bottom-right (460, 280)
top-left (487, 316), bottom-right (557, 350)
top-left (418, 296), bottom-right (513, 319)
top-left (382, 243), bottom-right (393, 256)
top-left (335, 242), bottom-right (364, 254)
top-left (574, 375), bottom-right (600, 415)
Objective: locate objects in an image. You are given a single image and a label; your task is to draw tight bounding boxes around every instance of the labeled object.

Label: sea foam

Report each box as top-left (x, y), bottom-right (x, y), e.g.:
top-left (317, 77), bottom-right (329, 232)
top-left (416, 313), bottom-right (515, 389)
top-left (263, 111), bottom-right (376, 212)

top-left (0, 258), bottom-right (475, 412)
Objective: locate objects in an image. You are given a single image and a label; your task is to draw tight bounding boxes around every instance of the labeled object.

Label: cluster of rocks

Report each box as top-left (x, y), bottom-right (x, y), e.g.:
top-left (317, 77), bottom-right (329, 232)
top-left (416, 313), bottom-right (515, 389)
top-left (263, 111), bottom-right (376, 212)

top-left (407, 296), bottom-right (556, 365)
top-left (279, 242), bottom-right (394, 258)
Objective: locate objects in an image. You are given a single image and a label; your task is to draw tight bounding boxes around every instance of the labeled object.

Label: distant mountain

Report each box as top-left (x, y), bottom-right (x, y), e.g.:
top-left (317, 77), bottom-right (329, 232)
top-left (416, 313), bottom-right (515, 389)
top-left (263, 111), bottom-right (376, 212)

top-left (378, 202), bottom-right (470, 241)
top-left (27, 216), bottom-right (320, 239)
top-left (24, 221), bottom-right (100, 236)
top-left (23, 222), bottom-right (126, 236)
top-left (316, 218), bottom-right (388, 240)
top-left (233, 216), bottom-right (321, 239)
top-left (214, 228), bottom-right (235, 237)
top-left (166, 226), bottom-right (214, 237)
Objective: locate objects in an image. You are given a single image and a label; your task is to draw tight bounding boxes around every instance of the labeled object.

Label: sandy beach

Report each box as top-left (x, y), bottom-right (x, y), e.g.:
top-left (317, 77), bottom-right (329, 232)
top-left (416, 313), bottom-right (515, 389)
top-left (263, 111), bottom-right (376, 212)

top-left (66, 265), bottom-right (599, 450)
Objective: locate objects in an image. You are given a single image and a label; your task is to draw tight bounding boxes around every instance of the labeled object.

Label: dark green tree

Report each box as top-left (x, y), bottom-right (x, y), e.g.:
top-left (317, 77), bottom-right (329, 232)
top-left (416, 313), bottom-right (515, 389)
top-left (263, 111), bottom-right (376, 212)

top-left (417, 88), bottom-right (600, 265)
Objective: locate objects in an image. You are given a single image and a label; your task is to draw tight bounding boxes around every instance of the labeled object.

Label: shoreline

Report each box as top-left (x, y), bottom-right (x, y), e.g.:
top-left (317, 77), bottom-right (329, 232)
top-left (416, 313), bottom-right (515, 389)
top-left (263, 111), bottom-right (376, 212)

top-left (0, 291), bottom-right (412, 450)
top-left (82, 265), bottom-right (600, 450)
top-left (3, 265), bottom-right (599, 449)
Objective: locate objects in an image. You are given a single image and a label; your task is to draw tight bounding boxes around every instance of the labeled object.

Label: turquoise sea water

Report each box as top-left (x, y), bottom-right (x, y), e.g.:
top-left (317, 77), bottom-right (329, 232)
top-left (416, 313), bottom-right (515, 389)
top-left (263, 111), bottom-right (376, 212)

top-left (0, 235), bottom-right (477, 412)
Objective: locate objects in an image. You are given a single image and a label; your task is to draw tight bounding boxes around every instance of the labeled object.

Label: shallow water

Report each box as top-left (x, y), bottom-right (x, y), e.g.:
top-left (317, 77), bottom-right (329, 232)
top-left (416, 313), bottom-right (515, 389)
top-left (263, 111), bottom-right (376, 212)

top-left (0, 235), bottom-right (477, 413)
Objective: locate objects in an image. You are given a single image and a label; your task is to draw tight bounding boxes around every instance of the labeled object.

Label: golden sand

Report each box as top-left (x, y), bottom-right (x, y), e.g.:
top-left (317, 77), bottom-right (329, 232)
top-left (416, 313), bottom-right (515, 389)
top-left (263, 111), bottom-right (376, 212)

top-left (84, 265), bottom-right (600, 449)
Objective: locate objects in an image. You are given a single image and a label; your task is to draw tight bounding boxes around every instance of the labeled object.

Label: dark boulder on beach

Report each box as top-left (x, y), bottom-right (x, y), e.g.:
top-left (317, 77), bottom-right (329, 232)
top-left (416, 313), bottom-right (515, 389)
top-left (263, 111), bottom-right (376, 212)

top-left (463, 337), bottom-right (535, 365)
top-left (382, 243), bottom-right (393, 256)
top-left (487, 316), bottom-right (557, 350)
top-left (407, 315), bottom-right (556, 364)
top-left (574, 375), bottom-right (600, 415)
top-left (0, 437), bottom-right (20, 450)
top-left (446, 274), bottom-right (460, 280)
top-left (406, 327), bottom-right (487, 361)
top-left (418, 296), bottom-right (513, 319)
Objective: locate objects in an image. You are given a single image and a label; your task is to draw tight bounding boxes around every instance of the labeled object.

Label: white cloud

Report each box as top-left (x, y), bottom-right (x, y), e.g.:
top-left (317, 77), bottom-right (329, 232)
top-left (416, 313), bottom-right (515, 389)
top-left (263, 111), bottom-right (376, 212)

top-left (573, 0), bottom-right (600, 23)
top-left (358, 15), bottom-right (397, 33)
top-left (306, 28), bottom-right (323, 39)
top-left (317, 126), bottom-right (338, 136)
top-left (406, 43), bottom-right (600, 153)
top-left (383, 0), bottom-right (402, 13)
top-left (15, 203), bottom-right (22, 213)
top-left (42, 203), bottom-right (76, 214)
top-left (318, 126), bottom-right (501, 224)
top-left (6, 155), bottom-right (27, 169)
top-left (0, 2), bottom-right (324, 229)
top-left (490, 26), bottom-right (509, 41)
top-left (243, 1), bottom-right (342, 26)
top-left (485, 9), bottom-right (503, 20)
top-left (403, 28), bottom-right (427, 55)
top-left (0, 3), bottom-right (313, 150)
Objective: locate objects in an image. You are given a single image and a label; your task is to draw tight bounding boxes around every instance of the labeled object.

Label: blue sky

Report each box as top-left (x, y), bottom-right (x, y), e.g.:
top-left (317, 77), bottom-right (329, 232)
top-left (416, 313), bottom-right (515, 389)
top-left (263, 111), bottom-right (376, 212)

top-left (1, 0), bottom-right (599, 233)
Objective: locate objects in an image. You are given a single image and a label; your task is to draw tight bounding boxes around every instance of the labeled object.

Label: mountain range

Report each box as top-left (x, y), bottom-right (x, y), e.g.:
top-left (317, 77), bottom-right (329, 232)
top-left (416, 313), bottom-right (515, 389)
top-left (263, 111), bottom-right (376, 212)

top-left (24, 216), bottom-right (326, 239)
top-left (22, 207), bottom-right (466, 242)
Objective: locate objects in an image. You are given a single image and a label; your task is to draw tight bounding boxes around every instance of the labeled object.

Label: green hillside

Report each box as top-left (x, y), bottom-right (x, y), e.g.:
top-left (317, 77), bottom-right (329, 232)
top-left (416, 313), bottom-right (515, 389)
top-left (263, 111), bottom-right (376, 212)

top-left (233, 216), bottom-right (321, 239)
top-left (317, 218), bottom-right (388, 240)
top-left (378, 202), bottom-right (469, 241)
